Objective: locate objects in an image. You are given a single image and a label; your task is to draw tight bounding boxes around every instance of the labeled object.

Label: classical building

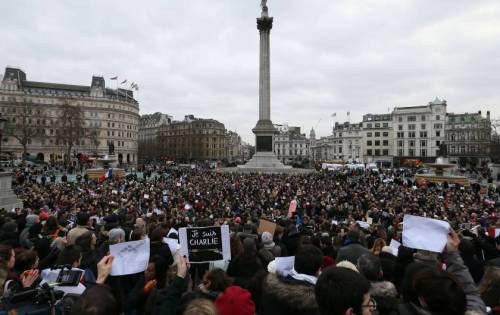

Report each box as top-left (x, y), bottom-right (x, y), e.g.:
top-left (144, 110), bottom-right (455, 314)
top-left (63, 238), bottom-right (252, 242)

top-left (331, 122), bottom-right (363, 162)
top-left (138, 112), bottom-right (172, 162)
top-left (392, 97), bottom-right (446, 165)
top-left (445, 111), bottom-right (491, 167)
top-left (362, 113), bottom-right (393, 167)
top-left (310, 136), bottom-right (333, 162)
top-left (158, 115), bottom-right (226, 162)
top-left (225, 130), bottom-right (243, 163)
top-left (0, 67), bottom-right (139, 164)
top-left (273, 124), bottom-right (310, 164)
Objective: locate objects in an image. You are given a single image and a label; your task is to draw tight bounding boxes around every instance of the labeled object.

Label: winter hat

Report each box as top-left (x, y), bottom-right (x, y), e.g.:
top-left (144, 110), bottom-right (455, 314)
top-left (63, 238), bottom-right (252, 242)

top-left (261, 232), bottom-right (275, 250)
top-left (39, 211), bottom-right (49, 221)
top-left (25, 214), bottom-right (39, 227)
top-left (215, 286), bottom-right (255, 315)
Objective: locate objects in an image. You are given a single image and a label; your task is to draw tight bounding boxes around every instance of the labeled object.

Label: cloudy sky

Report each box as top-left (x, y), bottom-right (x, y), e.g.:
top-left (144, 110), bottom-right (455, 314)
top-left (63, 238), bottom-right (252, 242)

top-left (1, 0), bottom-right (499, 143)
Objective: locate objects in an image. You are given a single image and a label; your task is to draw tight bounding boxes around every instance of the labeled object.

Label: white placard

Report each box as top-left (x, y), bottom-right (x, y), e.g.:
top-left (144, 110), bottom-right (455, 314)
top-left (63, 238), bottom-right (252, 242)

top-left (356, 221), bottom-right (370, 230)
top-left (163, 237), bottom-right (179, 256)
top-left (179, 225), bottom-right (230, 263)
top-left (402, 215), bottom-right (450, 253)
top-left (275, 256), bottom-right (295, 276)
top-left (168, 227), bottom-right (178, 237)
top-left (110, 239), bottom-right (150, 276)
top-left (389, 239), bottom-right (401, 257)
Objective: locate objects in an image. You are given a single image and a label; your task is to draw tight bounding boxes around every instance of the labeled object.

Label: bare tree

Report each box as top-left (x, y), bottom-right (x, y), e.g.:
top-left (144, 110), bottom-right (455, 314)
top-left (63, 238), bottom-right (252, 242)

top-left (4, 98), bottom-right (45, 161)
top-left (56, 100), bottom-right (86, 165)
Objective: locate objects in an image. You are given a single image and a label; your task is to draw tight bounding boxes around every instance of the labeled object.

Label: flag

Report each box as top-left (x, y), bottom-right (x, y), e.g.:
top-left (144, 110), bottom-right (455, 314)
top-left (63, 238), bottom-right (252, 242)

top-left (105, 168), bottom-right (113, 179)
top-left (110, 76), bottom-right (118, 80)
top-left (331, 113), bottom-right (336, 117)
top-left (347, 111), bottom-right (350, 116)
top-left (120, 79), bottom-right (127, 84)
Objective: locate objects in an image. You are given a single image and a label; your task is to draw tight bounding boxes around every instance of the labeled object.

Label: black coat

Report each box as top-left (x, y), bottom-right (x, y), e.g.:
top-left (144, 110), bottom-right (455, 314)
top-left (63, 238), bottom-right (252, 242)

top-left (150, 242), bottom-right (174, 266)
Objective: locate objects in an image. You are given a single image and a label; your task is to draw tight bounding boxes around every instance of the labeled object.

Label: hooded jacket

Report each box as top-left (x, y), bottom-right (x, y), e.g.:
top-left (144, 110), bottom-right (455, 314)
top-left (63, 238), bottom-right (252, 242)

top-left (260, 273), bottom-right (319, 315)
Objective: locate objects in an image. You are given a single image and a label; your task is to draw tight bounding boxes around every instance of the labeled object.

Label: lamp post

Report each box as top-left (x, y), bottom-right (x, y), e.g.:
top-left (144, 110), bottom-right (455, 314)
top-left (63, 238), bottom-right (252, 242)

top-left (0, 117), bottom-right (8, 170)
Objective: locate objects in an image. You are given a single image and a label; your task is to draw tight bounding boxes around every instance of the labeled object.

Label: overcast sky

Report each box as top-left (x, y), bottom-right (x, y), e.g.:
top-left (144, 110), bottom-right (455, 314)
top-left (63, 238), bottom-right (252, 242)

top-left (1, 0), bottom-right (499, 143)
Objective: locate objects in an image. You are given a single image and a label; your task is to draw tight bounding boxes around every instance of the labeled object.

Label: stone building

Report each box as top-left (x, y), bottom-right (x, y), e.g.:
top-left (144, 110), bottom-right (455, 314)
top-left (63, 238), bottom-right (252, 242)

top-left (392, 97), bottom-right (446, 165)
top-left (225, 130), bottom-right (243, 163)
top-left (445, 111), bottom-right (491, 167)
top-left (310, 136), bottom-right (333, 162)
top-left (0, 67), bottom-right (139, 164)
top-left (273, 124), bottom-right (310, 164)
top-left (362, 113), bottom-right (393, 167)
top-left (158, 115), bottom-right (225, 162)
top-left (138, 112), bottom-right (172, 162)
top-left (331, 122), bottom-right (363, 162)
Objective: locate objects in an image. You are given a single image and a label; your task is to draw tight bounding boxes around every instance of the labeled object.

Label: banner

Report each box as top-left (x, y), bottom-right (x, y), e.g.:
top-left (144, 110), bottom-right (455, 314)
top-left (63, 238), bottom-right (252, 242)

top-left (179, 225), bottom-right (231, 263)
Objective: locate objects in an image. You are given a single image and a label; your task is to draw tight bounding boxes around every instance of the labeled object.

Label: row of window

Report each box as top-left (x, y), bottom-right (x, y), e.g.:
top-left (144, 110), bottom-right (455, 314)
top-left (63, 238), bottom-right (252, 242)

top-left (397, 115), bottom-right (441, 122)
top-left (366, 132), bottom-right (389, 137)
top-left (397, 149), bottom-right (428, 157)
top-left (367, 149), bottom-right (390, 156)
top-left (397, 131), bottom-right (439, 138)
top-left (366, 140), bottom-right (389, 146)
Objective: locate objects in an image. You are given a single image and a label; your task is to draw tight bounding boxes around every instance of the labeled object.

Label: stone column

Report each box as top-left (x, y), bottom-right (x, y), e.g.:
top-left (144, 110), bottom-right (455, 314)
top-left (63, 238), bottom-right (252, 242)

top-left (257, 16), bottom-right (273, 122)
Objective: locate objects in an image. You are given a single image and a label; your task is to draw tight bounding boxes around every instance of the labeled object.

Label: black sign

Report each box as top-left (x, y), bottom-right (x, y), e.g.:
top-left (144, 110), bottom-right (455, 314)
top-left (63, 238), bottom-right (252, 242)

top-left (186, 226), bottom-right (223, 262)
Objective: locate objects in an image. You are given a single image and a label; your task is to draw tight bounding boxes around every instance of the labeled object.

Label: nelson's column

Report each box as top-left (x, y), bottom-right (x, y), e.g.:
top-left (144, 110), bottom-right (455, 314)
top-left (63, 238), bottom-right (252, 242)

top-left (239, 0), bottom-right (291, 171)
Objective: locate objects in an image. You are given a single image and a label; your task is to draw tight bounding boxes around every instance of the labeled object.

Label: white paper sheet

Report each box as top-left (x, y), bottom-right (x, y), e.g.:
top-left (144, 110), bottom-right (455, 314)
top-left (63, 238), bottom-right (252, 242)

top-left (110, 239), bottom-right (150, 276)
top-left (275, 256), bottom-right (295, 276)
top-left (163, 237), bottom-right (179, 255)
top-left (402, 215), bottom-right (450, 253)
top-left (389, 239), bottom-right (401, 256)
top-left (356, 221), bottom-right (370, 230)
top-left (168, 227), bottom-right (178, 236)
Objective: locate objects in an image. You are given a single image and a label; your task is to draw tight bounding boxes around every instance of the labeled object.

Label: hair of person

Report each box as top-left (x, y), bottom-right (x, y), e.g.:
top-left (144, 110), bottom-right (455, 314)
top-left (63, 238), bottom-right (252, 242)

top-left (479, 266), bottom-right (500, 295)
top-left (371, 238), bottom-right (386, 256)
top-left (230, 233), bottom-right (243, 258)
top-left (75, 231), bottom-right (93, 251)
top-left (412, 267), bottom-right (466, 315)
top-left (294, 244), bottom-right (323, 276)
top-left (57, 245), bottom-right (81, 266)
top-left (0, 245), bottom-right (13, 266)
top-left (347, 230), bottom-right (360, 243)
top-left (44, 216), bottom-right (59, 232)
top-left (204, 268), bottom-right (233, 292)
top-left (183, 298), bottom-right (220, 315)
top-left (150, 255), bottom-right (168, 289)
top-left (315, 267), bottom-right (370, 315)
top-left (130, 228), bottom-right (144, 241)
top-left (76, 211), bottom-right (90, 226)
top-left (14, 250), bottom-right (38, 273)
top-left (108, 228), bottom-right (126, 244)
top-left (357, 253), bottom-right (382, 281)
top-left (70, 284), bottom-right (119, 315)
top-left (149, 227), bottom-right (166, 243)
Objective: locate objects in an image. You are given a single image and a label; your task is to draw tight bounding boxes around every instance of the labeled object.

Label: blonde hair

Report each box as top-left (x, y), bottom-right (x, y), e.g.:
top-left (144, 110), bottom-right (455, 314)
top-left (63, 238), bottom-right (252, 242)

top-left (183, 299), bottom-right (220, 315)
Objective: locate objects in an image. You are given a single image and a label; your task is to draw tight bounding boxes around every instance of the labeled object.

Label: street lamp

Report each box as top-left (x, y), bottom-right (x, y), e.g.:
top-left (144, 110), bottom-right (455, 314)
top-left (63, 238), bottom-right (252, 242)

top-left (0, 116), bottom-right (8, 170)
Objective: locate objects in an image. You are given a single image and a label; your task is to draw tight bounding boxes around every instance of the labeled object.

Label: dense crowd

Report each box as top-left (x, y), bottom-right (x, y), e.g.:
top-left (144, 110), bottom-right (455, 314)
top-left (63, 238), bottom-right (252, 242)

top-left (0, 165), bottom-right (499, 315)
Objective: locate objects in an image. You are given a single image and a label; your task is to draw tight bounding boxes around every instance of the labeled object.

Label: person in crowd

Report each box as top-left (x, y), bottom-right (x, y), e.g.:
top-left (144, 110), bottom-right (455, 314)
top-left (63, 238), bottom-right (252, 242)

top-left (0, 221), bottom-right (19, 248)
top-left (182, 299), bottom-right (220, 315)
top-left (149, 227), bottom-right (174, 266)
top-left (315, 267), bottom-right (374, 315)
top-left (336, 230), bottom-right (371, 265)
top-left (0, 245), bottom-right (39, 293)
top-left (215, 286), bottom-right (255, 315)
top-left (67, 212), bottom-right (91, 245)
top-left (75, 231), bottom-right (98, 279)
top-left (479, 265), bottom-right (500, 314)
top-left (227, 238), bottom-right (263, 289)
top-left (181, 268), bottom-right (233, 310)
top-left (357, 254), bottom-right (398, 315)
top-left (19, 214), bottom-right (40, 249)
top-left (260, 244), bottom-right (322, 315)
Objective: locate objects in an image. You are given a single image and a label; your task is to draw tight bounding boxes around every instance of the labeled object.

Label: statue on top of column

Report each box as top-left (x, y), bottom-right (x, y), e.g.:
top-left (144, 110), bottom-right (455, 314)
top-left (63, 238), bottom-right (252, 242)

top-left (261, 0), bottom-right (269, 17)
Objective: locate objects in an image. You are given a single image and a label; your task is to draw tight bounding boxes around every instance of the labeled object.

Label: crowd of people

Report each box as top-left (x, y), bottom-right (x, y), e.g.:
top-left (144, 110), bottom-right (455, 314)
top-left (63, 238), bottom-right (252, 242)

top-left (0, 165), bottom-right (499, 315)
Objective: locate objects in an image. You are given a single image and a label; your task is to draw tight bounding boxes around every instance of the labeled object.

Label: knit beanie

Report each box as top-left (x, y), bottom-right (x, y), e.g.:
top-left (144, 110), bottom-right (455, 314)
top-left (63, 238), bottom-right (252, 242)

top-left (261, 232), bottom-right (275, 250)
top-left (215, 286), bottom-right (255, 315)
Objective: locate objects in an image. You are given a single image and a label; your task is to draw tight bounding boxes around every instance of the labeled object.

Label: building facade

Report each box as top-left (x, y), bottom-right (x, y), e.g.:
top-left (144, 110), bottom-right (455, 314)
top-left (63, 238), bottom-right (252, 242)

top-left (138, 112), bottom-right (172, 162)
top-left (158, 115), bottom-right (226, 162)
top-left (445, 111), bottom-right (491, 167)
top-left (0, 67), bottom-right (139, 164)
top-left (273, 124), bottom-right (310, 164)
top-left (362, 113), bottom-right (393, 167)
top-left (225, 130), bottom-right (243, 163)
top-left (331, 122), bottom-right (363, 162)
top-left (392, 98), bottom-right (446, 166)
